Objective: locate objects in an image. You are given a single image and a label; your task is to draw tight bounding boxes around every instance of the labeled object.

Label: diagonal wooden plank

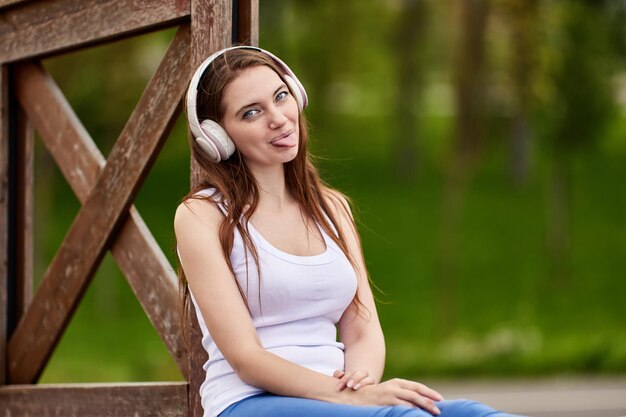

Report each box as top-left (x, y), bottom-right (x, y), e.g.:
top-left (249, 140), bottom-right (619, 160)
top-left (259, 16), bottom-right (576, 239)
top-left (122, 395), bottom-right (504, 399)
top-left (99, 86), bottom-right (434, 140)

top-left (0, 382), bottom-right (187, 416)
top-left (114, 206), bottom-right (188, 373)
top-left (0, 0), bottom-right (31, 10)
top-left (0, 0), bottom-right (190, 64)
top-left (13, 62), bottom-right (102, 201)
top-left (12, 61), bottom-right (188, 378)
top-left (7, 25), bottom-right (191, 384)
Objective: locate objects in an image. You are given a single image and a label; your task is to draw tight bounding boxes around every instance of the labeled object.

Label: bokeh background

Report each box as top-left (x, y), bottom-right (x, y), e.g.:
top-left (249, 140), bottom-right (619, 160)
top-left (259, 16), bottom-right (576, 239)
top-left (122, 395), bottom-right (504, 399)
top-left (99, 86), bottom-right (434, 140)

top-left (34, 0), bottom-right (625, 383)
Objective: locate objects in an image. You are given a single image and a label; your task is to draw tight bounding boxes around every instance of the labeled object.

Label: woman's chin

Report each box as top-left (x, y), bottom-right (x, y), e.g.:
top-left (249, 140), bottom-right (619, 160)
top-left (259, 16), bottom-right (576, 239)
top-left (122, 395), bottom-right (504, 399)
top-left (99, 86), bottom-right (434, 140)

top-left (276, 145), bottom-right (299, 163)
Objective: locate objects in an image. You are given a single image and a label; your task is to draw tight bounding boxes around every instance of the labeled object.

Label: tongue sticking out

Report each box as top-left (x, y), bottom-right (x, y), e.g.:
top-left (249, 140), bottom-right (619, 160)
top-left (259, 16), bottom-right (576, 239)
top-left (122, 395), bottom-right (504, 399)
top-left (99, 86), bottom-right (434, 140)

top-left (271, 132), bottom-right (297, 148)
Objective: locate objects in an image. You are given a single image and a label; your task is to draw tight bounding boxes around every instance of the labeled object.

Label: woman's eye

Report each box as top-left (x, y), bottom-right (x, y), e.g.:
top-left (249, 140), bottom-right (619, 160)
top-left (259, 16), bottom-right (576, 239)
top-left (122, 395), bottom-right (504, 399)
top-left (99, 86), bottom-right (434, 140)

top-left (276, 90), bottom-right (289, 101)
top-left (242, 109), bottom-right (259, 119)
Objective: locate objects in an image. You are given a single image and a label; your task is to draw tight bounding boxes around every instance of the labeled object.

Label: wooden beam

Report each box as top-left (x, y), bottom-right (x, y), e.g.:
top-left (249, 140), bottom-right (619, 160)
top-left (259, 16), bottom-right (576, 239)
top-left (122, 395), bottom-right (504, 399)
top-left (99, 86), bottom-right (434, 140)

top-left (187, 2), bottom-right (232, 415)
top-left (0, 382), bottom-right (187, 416)
top-left (190, 0), bottom-right (231, 187)
top-left (12, 61), bottom-right (188, 378)
top-left (237, 0), bottom-right (259, 46)
top-left (7, 26), bottom-right (191, 384)
top-left (0, 1), bottom-right (32, 10)
top-left (13, 104), bottom-right (33, 319)
top-left (115, 206), bottom-right (187, 375)
top-left (0, 65), bottom-right (8, 385)
top-left (0, 0), bottom-right (191, 64)
top-left (12, 63), bottom-right (101, 202)
top-left (191, 0), bottom-right (232, 68)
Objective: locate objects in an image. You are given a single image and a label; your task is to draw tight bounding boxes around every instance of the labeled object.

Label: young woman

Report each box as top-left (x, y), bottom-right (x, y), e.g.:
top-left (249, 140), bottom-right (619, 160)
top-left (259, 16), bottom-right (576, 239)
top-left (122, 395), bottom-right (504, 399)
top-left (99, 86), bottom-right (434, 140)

top-left (174, 46), bottom-right (525, 417)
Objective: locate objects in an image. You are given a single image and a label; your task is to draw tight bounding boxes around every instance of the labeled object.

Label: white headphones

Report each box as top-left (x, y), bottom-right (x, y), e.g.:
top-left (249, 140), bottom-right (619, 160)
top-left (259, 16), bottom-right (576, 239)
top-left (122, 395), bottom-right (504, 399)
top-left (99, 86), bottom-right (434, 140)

top-left (186, 46), bottom-right (308, 163)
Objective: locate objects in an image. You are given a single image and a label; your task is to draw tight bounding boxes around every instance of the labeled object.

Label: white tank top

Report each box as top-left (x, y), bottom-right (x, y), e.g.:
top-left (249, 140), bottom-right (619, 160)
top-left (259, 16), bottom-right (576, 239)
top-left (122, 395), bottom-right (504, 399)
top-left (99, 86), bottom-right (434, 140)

top-left (188, 189), bottom-right (358, 417)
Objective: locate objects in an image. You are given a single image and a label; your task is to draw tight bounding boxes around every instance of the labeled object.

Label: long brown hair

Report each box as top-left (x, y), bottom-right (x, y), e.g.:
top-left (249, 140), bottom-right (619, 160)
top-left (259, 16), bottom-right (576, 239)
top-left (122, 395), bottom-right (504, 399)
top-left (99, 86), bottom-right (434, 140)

top-left (178, 49), bottom-right (367, 337)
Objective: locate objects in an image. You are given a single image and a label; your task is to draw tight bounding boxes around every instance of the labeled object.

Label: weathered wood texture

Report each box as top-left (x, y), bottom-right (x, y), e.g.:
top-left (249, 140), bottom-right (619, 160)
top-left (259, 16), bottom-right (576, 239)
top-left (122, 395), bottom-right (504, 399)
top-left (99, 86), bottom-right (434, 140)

top-left (0, 0), bottom-right (31, 9)
top-left (237, 0), bottom-right (259, 46)
top-left (1, 2), bottom-right (259, 415)
top-left (186, 2), bottom-right (233, 416)
top-left (189, 1), bottom-right (232, 185)
top-left (12, 61), bottom-right (188, 378)
top-left (7, 26), bottom-right (191, 384)
top-left (0, 65), bottom-right (8, 385)
top-left (13, 105), bottom-right (33, 319)
top-left (191, 0), bottom-right (232, 69)
top-left (0, 0), bottom-right (191, 64)
top-left (0, 382), bottom-right (188, 416)
top-left (13, 63), bottom-right (101, 200)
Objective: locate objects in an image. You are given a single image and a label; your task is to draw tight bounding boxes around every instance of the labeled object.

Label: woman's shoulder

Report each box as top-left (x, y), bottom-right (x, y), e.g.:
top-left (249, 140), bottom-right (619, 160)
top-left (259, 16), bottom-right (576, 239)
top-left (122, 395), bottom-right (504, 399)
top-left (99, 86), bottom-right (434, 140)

top-left (321, 186), bottom-right (354, 221)
top-left (174, 188), bottom-right (224, 235)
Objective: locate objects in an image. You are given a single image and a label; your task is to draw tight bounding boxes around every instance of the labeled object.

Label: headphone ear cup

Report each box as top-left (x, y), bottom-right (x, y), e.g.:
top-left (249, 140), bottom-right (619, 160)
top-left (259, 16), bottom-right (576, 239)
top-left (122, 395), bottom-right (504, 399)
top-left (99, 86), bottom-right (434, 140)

top-left (284, 75), bottom-right (304, 111)
top-left (198, 120), bottom-right (236, 162)
top-left (195, 136), bottom-right (220, 162)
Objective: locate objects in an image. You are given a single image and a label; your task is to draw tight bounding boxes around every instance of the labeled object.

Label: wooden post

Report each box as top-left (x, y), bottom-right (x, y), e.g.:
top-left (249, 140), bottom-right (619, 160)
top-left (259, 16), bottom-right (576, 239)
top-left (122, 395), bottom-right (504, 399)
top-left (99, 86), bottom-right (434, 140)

top-left (0, 64), bottom-right (8, 386)
top-left (0, 63), bottom-right (32, 384)
top-left (186, 1), bottom-right (259, 415)
top-left (187, 3), bottom-right (232, 415)
top-left (236, 0), bottom-right (259, 46)
top-left (13, 104), bottom-right (33, 319)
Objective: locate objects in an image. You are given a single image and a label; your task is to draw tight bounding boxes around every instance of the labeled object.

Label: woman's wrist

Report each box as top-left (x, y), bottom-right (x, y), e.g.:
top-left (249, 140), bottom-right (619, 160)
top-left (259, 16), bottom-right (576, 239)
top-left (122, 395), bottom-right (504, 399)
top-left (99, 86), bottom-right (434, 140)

top-left (331, 385), bottom-right (366, 405)
top-left (309, 374), bottom-right (369, 405)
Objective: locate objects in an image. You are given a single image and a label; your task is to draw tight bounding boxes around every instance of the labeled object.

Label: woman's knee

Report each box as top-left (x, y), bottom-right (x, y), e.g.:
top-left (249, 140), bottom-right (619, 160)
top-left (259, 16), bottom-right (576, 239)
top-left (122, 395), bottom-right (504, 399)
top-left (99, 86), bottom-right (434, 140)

top-left (437, 399), bottom-right (500, 417)
top-left (376, 405), bottom-right (431, 417)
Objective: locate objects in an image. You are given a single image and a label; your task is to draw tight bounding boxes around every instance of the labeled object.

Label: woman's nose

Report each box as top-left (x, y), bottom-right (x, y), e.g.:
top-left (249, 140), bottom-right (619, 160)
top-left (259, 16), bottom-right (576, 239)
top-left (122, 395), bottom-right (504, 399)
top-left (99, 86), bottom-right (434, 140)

top-left (267, 105), bottom-right (288, 129)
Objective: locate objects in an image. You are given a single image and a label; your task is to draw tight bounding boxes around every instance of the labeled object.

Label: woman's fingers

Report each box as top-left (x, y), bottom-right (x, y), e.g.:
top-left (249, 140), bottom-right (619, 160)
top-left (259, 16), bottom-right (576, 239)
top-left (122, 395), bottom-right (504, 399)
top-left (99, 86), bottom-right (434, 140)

top-left (334, 370), bottom-right (347, 391)
top-left (378, 379), bottom-right (443, 414)
top-left (397, 379), bottom-right (444, 401)
top-left (416, 383), bottom-right (444, 402)
top-left (335, 369), bottom-right (371, 391)
top-left (346, 370), bottom-right (369, 388)
top-left (396, 388), bottom-right (441, 416)
top-left (352, 375), bottom-right (375, 390)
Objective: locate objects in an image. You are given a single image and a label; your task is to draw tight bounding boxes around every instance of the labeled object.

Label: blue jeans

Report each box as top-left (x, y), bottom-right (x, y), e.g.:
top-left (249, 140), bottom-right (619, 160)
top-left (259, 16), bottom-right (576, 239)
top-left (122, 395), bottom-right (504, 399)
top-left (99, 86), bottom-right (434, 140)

top-left (219, 393), bottom-right (526, 417)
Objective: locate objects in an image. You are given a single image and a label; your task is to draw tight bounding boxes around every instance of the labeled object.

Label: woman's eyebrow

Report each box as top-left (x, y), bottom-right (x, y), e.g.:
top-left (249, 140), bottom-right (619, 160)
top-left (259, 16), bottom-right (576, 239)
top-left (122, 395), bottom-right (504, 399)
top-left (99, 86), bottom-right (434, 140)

top-left (235, 83), bottom-right (287, 115)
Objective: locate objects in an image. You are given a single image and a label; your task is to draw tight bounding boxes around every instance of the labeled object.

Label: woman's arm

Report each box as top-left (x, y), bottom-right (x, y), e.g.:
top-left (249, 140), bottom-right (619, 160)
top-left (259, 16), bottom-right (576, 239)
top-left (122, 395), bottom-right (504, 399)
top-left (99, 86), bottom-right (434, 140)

top-left (175, 197), bottom-right (442, 415)
top-left (327, 192), bottom-right (386, 385)
top-left (175, 199), bottom-right (352, 403)
top-left (323, 193), bottom-right (444, 415)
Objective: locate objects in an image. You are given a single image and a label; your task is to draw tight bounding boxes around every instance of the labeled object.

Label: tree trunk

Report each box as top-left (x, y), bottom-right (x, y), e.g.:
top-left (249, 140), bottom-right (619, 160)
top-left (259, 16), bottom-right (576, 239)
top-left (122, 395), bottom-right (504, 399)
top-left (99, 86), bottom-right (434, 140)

top-left (546, 153), bottom-right (571, 285)
top-left (391, 0), bottom-right (428, 181)
top-left (504, 0), bottom-right (539, 186)
top-left (510, 114), bottom-right (532, 185)
top-left (435, 0), bottom-right (489, 338)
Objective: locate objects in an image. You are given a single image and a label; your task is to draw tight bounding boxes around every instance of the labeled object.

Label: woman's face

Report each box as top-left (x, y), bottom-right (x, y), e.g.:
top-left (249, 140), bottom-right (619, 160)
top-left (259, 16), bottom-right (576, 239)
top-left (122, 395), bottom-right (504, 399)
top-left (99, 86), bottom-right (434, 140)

top-left (221, 65), bottom-right (300, 170)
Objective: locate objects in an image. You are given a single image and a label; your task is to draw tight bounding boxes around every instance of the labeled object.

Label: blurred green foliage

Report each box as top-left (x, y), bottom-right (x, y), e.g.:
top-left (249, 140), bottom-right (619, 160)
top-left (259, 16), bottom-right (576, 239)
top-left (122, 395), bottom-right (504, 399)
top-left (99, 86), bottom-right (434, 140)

top-left (33, 0), bottom-right (625, 382)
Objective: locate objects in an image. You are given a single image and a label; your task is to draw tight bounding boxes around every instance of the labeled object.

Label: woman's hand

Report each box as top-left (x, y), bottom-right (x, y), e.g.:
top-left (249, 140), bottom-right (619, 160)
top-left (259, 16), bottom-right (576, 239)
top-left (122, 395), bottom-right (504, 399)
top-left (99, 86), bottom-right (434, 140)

top-left (347, 378), bottom-right (444, 415)
top-left (333, 369), bottom-right (375, 391)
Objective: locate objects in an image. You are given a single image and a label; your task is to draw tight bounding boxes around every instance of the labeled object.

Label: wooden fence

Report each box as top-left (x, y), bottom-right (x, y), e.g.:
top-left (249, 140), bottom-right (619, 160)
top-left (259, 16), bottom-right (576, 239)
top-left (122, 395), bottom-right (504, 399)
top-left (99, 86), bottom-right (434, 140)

top-left (0, 0), bottom-right (258, 415)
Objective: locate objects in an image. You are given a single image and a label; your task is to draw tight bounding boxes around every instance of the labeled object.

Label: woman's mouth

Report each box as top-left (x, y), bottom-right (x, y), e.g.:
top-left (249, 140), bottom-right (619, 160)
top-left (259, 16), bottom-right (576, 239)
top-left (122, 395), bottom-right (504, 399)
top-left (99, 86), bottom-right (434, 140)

top-left (270, 130), bottom-right (297, 148)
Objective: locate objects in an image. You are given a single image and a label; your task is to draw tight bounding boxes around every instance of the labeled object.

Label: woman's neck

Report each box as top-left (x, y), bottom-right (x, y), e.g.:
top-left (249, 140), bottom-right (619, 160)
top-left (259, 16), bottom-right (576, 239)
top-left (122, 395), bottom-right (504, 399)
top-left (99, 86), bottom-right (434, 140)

top-left (249, 164), bottom-right (292, 208)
